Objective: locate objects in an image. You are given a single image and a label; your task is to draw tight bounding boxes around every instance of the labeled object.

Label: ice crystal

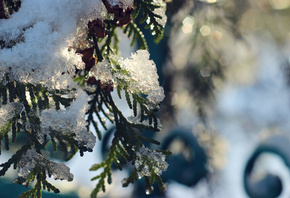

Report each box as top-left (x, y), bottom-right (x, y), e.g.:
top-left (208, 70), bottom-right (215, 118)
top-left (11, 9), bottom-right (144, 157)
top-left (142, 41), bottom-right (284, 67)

top-left (89, 60), bottom-right (114, 84)
top-left (0, 103), bottom-right (24, 130)
top-left (40, 90), bottom-right (96, 150)
top-left (146, 87), bottom-right (165, 109)
top-left (18, 148), bottom-right (73, 181)
top-left (134, 146), bottom-right (168, 178)
top-left (113, 50), bottom-right (165, 107)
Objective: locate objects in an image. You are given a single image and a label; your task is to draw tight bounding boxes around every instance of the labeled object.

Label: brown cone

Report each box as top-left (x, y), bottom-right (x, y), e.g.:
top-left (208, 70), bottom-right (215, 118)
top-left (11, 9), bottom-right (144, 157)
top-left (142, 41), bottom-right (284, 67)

top-left (88, 19), bottom-right (106, 38)
top-left (76, 47), bottom-right (97, 71)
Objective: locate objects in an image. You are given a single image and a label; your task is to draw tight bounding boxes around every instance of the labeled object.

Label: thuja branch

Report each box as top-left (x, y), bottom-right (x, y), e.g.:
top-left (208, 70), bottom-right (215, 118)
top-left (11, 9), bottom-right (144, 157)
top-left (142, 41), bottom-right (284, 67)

top-left (89, 85), bottom-right (168, 197)
top-left (0, 0), bottom-right (169, 197)
top-left (134, 0), bottom-right (167, 43)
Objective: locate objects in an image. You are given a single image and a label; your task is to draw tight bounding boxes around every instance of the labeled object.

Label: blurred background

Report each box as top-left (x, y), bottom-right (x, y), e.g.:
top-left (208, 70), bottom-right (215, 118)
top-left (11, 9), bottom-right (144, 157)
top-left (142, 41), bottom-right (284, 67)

top-left (2, 0), bottom-right (290, 197)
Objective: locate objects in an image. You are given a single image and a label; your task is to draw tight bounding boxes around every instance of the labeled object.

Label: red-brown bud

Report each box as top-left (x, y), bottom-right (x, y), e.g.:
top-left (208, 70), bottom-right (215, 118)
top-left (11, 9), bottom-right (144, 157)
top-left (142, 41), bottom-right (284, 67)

top-left (101, 0), bottom-right (134, 26)
top-left (88, 19), bottom-right (106, 38)
top-left (117, 7), bottom-right (134, 26)
top-left (86, 77), bottom-right (98, 85)
top-left (76, 47), bottom-right (97, 71)
top-left (101, 0), bottom-right (114, 13)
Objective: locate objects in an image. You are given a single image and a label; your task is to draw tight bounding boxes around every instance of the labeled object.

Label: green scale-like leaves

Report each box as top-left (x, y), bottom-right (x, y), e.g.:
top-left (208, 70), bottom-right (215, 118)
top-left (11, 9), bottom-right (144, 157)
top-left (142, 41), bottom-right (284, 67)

top-left (89, 85), bottom-right (165, 197)
top-left (0, 0), bottom-right (169, 197)
top-left (85, 1), bottom-right (168, 197)
top-left (0, 79), bottom-right (85, 197)
top-left (134, 0), bottom-right (165, 43)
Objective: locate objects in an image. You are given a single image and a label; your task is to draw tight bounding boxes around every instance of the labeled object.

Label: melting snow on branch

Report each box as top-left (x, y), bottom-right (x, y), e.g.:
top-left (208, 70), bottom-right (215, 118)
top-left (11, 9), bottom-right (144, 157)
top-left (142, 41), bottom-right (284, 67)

top-left (40, 90), bottom-right (96, 150)
top-left (153, 0), bottom-right (167, 27)
top-left (17, 148), bottom-right (73, 182)
top-left (0, 103), bottom-right (24, 130)
top-left (0, 0), bottom-right (167, 192)
top-left (134, 145), bottom-right (168, 178)
top-left (89, 59), bottom-right (114, 84)
top-left (113, 50), bottom-right (165, 107)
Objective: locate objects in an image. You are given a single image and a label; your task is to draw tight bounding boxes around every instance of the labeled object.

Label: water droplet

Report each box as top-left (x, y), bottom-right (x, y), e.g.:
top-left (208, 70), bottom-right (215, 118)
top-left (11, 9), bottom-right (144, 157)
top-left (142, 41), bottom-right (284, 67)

top-left (121, 178), bottom-right (128, 185)
top-left (138, 173), bottom-right (142, 179)
top-left (145, 186), bottom-right (154, 195)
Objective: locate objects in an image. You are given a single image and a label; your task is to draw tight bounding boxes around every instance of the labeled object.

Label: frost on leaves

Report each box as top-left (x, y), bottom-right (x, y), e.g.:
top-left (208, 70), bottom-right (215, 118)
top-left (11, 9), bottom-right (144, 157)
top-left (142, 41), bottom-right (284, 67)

top-left (89, 60), bottom-right (114, 85)
top-left (152, 0), bottom-right (167, 28)
top-left (40, 90), bottom-right (96, 150)
top-left (0, 0), bottom-right (169, 196)
top-left (17, 148), bottom-right (73, 183)
top-left (135, 146), bottom-right (168, 178)
top-left (0, 103), bottom-right (23, 131)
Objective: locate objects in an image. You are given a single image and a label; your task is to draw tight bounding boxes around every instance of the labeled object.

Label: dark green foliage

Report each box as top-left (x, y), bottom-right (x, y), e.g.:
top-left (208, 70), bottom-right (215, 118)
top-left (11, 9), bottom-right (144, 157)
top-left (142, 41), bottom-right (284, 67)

top-left (18, 167), bottom-right (60, 198)
top-left (49, 129), bottom-right (79, 160)
top-left (86, 85), bottom-right (113, 141)
top-left (92, 24), bottom-right (119, 59)
top-left (134, 0), bottom-right (165, 43)
top-left (123, 22), bottom-right (148, 49)
top-left (88, 83), bottom-right (164, 197)
top-left (0, 77), bottom-right (86, 196)
top-left (155, 174), bottom-right (166, 193)
top-left (0, 0), bottom-right (169, 197)
top-left (122, 168), bottom-right (138, 187)
top-left (0, 144), bottom-right (31, 177)
top-left (83, 2), bottom-right (169, 196)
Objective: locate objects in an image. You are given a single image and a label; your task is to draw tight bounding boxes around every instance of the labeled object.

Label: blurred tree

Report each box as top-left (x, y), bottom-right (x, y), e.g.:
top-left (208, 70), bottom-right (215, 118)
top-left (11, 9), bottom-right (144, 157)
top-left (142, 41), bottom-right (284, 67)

top-left (157, 0), bottom-right (290, 197)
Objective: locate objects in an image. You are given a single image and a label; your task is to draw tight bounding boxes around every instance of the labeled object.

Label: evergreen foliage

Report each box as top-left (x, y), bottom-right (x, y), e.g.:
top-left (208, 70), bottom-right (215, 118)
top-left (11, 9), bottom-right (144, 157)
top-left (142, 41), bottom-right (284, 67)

top-left (0, 0), bottom-right (169, 197)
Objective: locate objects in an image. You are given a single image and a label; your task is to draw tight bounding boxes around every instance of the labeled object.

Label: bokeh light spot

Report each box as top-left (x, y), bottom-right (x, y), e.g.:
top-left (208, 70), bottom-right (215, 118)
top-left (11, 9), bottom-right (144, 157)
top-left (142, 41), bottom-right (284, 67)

top-left (200, 25), bottom-right (211, 36)
top-left (182, 16), bottom-right (195, 34)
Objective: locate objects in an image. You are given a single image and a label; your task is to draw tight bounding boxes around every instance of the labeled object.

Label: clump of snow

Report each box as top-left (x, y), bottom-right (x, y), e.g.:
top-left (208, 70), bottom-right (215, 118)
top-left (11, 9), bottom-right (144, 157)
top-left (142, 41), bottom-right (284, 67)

top-left (0, 103), bottom-right (24, 130)
top-left (112, 50), bottom-right (165, 107)
top-left (134, 145), bottom-right (168, 178)
top-left (0, 0), bottom-right (106, 90)
top-left (108, 0), bottom-right (134, 7)
top-left (89, 59), bottom-right (114, 84)
top-left (40, 90), bottom-right (96, 150)
top-left (69, 1), bottom-right (107, 50)
top-left (17, 148), bottom-right (73, 182)
top-left (147, 88), bottom-right (165, 107)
